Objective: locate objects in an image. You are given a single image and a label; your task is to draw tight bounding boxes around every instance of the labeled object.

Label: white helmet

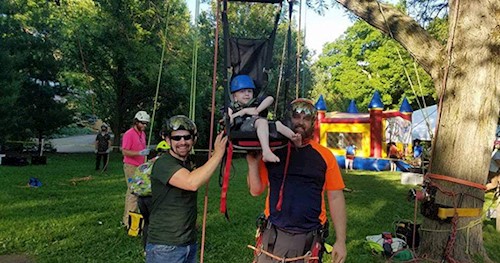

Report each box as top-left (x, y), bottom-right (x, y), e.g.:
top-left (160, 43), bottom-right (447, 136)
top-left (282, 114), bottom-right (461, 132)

top-left (134, 111), bottom-right (150, 123)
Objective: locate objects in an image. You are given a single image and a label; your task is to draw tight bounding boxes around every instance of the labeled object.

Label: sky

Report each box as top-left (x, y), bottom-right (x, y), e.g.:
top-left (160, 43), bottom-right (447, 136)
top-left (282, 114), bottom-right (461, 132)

top-left (186, 1), bottom-right (353, 58)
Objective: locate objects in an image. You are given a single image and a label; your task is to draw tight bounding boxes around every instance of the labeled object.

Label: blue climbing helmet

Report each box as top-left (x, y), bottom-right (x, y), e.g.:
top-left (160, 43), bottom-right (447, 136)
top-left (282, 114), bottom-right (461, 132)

top-left (230, 75), bottom-right (255, 93)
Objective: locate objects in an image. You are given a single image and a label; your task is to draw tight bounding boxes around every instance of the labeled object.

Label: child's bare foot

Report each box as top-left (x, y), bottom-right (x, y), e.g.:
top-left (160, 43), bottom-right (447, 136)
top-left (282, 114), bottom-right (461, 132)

top-left (486, 182), bottom-right (499, 192)
top-left (262, 151), bottom-right (280, 162)
top-left (291, 133), bottom-right (302, 147)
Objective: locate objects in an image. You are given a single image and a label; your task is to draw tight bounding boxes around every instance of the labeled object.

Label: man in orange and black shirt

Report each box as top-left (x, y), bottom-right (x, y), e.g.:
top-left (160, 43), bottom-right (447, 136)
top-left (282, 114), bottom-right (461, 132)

top-left (246, 99), bottom-right (347, 263)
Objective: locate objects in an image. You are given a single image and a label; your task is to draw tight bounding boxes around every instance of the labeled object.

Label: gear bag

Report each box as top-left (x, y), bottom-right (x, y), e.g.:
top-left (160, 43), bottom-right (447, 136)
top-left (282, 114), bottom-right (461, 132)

top-left (129, 156), bottom-right (159, 197)
top-left (365, 233), bottom-right (407, 256)
top-left (127, 211), bottom-right (144, 237)
top-left (395, 220), bottom-right (420, 248)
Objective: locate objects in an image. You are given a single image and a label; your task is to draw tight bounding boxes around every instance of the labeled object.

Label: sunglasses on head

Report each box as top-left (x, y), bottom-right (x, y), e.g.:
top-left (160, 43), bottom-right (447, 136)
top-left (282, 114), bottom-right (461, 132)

top-left (170, 135), bottom-right (193, 141)
top-left (292, 103), bottom-right (315, 115)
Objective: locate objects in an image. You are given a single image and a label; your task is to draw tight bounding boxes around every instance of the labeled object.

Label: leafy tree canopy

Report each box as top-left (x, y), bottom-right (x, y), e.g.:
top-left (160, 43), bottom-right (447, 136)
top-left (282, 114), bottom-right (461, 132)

top-left (0, 0), bottom-right (74, 145)
top-left (311, 19), bottom-right (436, 112)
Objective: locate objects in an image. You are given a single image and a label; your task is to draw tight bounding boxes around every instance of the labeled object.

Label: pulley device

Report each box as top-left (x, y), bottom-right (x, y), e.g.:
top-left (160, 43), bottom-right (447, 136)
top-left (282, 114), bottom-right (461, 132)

top-left (408, 173), bottom-right (484, 222)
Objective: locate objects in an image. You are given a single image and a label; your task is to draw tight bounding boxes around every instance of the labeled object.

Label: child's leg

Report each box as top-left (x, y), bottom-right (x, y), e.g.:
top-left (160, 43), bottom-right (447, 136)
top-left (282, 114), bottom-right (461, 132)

top-left (254, 118), bottom-right (280, 162)
top-left (275, 121), bottom-right (301, 146)
top-left (345, 158), bottom-right (348, 172)
top-left (486, 172), bottom-right (500, 191)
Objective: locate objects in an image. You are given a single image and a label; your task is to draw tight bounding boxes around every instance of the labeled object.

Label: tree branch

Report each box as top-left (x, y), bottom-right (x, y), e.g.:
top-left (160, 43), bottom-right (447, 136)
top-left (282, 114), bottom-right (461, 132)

top-left (335, 0), bottom-right (445, 81)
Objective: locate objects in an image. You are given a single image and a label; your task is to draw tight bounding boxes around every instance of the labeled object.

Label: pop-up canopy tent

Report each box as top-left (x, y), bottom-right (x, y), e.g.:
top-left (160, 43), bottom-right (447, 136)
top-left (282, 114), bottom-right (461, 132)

top-left (412, 105), bottom-right (437, 141)
top-left (412, 104), bottom-right (500, 141)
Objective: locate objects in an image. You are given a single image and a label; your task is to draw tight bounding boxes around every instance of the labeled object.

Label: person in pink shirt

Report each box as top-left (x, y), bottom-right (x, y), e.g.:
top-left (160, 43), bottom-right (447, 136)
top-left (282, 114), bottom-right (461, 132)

top-left (121, 110), bottom-right (151, 227)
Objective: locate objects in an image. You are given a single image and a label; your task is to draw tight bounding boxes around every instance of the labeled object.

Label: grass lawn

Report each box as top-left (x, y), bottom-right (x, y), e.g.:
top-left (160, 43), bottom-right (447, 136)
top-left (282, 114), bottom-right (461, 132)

top-left (0, 153), bottom-right (499, 262)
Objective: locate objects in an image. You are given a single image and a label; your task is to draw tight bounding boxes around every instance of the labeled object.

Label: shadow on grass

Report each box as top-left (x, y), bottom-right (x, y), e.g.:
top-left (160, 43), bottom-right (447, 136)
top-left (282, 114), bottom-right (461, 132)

top-left (0, 154), bottom-right (498, 263)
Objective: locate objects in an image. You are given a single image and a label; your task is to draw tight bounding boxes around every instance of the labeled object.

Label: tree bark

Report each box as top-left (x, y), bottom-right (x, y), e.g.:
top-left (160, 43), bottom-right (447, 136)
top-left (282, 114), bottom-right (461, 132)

top-left (335, 0), bottom-right (500, 261)
top-left (420, 1), bottom-right (499, 261)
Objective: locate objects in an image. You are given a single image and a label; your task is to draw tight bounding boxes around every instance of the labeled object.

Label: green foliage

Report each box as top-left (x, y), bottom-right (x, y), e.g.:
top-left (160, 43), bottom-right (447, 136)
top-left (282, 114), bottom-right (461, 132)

top-left (426, 16), bottom-right (448, 44)
top-left (1, 0), bottom-right (316, 148)
top-left (311, 20), bottom-right (436, 112)
top-left (0, 154), bottom-right (499, 262)
top-left (55, 0), bottom-right (194, 145)
top-left (0, 46), bottom-right (21, 144)
top-left (0, 0), bottom-right (74, 143)
top-left (16, 81), bottom-right (74, 141)
top-left (205, 1), bottom-right (314, 120)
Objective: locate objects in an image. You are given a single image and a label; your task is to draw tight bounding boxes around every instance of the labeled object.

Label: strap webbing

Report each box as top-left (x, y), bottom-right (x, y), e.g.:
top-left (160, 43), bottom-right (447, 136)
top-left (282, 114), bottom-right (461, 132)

top-left (276, 142), bottom-right (292, 211)
top-left (281, 0), bottom-right (293, 117)
top-left (222, 0), bottom-right (231, 139)
top-left (220, 142), bottom-right (234, 214)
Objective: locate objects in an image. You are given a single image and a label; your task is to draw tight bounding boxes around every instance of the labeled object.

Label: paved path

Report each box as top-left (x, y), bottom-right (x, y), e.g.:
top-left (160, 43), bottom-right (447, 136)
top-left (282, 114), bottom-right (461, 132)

top-left (50, 135), bottom-right (101, 153)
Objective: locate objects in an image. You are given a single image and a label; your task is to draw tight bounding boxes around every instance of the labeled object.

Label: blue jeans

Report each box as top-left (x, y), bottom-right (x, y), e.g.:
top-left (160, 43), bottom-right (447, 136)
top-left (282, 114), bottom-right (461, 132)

top-left (145, 243), bottom-right (197, 263)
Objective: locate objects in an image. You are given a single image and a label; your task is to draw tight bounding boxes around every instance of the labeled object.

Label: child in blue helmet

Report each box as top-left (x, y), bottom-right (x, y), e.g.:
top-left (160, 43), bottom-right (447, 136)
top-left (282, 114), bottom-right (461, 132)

top-left (228, 75), bottom-right (301, 162)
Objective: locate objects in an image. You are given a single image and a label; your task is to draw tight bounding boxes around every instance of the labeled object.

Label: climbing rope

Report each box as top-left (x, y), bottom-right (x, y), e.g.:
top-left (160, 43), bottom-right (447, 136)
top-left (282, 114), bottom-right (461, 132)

top-left (428, 0), bottom-right (460, 172)
top-left (199, 0), bottom-right (221, 261)
top-left (247, 245), bottom-right (318, 262)
top-left (377, 2), bottom-right (434, 140)
top-left (378, 1), bottom-right (472, 262)
top-left (412, 61), bottom-right (434, 140)
top-left (189, 0), bottom-right (201, 121)
top-left (147, 1), bottom-right (171, 149)
top-left (274, 27), bottom-right (289, 114)
top-left (274, 1), bottom-right (293, 116)
top-left (77, 38), bottom-right (95, 117)
top-left (294, 0), bottom-right (303, 100)
top-left (301, 7), bottom-right (307, 98)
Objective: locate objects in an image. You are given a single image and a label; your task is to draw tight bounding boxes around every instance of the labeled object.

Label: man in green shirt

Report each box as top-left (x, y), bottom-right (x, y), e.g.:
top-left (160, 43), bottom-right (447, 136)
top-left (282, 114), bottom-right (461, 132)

top-left (146, 115), bottom-right (227, 263)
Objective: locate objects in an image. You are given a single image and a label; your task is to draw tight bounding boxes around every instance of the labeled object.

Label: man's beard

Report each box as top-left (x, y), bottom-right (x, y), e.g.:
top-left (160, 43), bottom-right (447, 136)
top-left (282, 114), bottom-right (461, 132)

top-left (293, 124), bottom-right (313, 139)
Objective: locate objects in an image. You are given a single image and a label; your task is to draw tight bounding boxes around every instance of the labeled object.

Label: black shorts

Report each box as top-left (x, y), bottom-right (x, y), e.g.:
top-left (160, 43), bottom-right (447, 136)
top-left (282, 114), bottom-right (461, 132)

top-left (240, 116), bottom-right (260, 132)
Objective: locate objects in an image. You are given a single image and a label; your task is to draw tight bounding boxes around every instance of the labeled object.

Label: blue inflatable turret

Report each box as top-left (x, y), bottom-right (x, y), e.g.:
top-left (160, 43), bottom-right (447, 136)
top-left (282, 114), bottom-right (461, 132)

top-left (315, 95), bottom-right (327, 111)
top-left (347, 99), bottom-right (359, 113)
top-left (399, 97), bottom-right (413, 114)
top-left (368, 91), bottom-right (384, 110)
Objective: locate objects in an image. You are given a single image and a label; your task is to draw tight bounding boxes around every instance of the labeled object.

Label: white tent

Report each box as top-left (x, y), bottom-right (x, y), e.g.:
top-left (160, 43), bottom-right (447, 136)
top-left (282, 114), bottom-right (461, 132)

top-left (412, 105), bottom-right (500, 141)
top-left (412, 105), bottom-right (437, 141)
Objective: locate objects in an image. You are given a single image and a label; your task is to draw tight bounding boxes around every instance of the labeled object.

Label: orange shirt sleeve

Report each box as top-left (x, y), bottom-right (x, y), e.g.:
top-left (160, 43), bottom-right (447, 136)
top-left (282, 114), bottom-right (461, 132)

top-left (312, 142), bottom-right (345, 190)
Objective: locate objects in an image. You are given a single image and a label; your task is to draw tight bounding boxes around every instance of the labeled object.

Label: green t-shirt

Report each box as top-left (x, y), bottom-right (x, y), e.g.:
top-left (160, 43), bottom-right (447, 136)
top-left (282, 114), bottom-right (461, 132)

top-left (148, 153), bottom-right (197, 245)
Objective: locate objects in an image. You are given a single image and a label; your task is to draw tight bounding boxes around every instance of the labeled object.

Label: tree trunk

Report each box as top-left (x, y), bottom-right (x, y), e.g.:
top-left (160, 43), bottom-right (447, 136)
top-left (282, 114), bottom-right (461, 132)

top-left (419, 1), bottom-right (500, 261)
top-left (38, 132), bottom-right (43, 156)
top-left (112, 116), bottom-right (123, 153)
top-left (335, 0), bottom-right (500, 261)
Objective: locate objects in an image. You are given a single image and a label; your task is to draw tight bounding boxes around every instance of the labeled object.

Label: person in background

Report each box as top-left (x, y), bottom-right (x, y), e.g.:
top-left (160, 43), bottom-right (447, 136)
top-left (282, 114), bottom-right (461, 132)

top-left (487, 139), bottom-right (500, 191)
top-left (388, 142), bottom-right (401, 172)
top-left (146, 115), bottom-right (227, 263)
top-left (155, 129), bottom-right (171, 153)
top-left (95, 124), bottom-right (112, 171)
top-left (121, 111), bottom-right (151, 227)
top-left (246, 99), bottom-right (347, 263)
top-left (412, 139), bottom-right (423, 167)
top-left (345, 144), bottom-right (356, 172)
top-left (138, 127), bottom-right (171, 251)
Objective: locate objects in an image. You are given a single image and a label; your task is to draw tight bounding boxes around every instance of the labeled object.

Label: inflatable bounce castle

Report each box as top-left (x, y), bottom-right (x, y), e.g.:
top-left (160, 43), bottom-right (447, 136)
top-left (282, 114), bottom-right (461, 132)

top-left (314, 91), bottom-right (413, 171)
